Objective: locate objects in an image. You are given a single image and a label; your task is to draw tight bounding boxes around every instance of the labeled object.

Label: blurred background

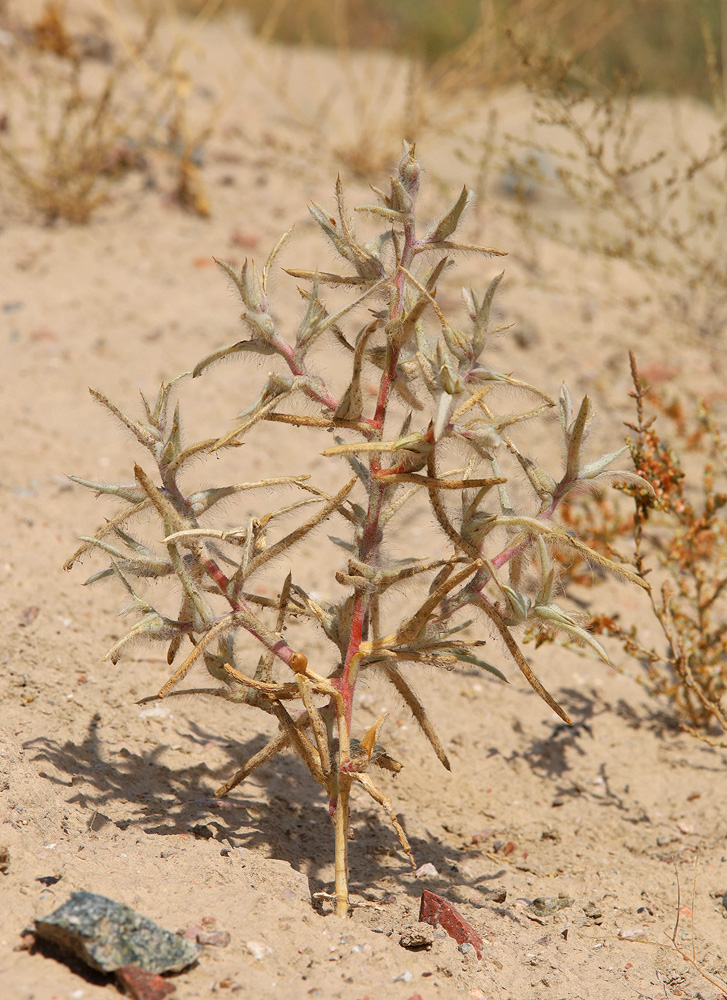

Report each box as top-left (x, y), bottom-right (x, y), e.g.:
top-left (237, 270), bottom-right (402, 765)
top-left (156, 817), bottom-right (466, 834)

top-left (179, 0), bottom-right (727, 100)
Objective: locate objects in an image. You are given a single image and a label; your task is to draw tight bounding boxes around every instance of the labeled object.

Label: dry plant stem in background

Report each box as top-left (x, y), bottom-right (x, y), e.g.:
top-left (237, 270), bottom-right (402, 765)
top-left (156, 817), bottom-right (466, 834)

top-left (0, 1), bottom-right (216, 222)
top-left (486, 34), bottom-right (727, 336)
top-left (631, 856), bottom-right (727, 995)
top-left (67, 143), bottom-right (650, 916)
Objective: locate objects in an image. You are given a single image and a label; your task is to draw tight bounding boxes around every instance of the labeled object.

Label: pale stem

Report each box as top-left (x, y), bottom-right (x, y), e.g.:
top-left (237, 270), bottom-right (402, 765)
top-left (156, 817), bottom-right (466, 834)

top-left (334, 773), bottom-right (352, 917)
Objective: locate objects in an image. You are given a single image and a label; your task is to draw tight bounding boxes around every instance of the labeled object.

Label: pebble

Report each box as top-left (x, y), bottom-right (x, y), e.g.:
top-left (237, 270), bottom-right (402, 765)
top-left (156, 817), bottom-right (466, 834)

top-left (399, 924), bottom-right (434, 951)
top-left (115, 965), bottom-right (176, 1000)
top-left (618, 927), bottom-right (646, 940)
top-left (392, 969), bottom-right (413, 983)
top-left (527, 896), bottom-right (574, 918)
top-left (245, 940), bottom-right (271, 961)
top-left (195, 930), bottom-right (230, 947)
top-left (582, 901), bottom-right (603, 924)
top-left (479, 886), bottom-right (507, 903)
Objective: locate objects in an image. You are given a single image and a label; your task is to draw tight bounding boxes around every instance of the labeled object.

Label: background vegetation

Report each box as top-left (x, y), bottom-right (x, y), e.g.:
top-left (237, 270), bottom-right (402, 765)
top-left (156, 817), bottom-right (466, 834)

top-left (178, 0), bottom-right (727, 100)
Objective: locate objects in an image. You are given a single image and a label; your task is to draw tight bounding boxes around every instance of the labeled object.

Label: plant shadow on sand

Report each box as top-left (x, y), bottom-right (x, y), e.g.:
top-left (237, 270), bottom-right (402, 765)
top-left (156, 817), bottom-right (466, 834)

top-left (25, 711), bottom-right (479, 905)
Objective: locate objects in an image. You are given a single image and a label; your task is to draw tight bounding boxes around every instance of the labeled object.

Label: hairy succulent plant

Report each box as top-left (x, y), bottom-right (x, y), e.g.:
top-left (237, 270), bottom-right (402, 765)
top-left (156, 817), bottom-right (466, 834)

top-left (67, 142), bottom-right (649, 915)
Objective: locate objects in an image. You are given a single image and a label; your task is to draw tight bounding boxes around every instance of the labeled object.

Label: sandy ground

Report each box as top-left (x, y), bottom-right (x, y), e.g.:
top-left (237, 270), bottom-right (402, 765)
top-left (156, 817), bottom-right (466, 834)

top-left (2, 5), bottom-right (727, 999)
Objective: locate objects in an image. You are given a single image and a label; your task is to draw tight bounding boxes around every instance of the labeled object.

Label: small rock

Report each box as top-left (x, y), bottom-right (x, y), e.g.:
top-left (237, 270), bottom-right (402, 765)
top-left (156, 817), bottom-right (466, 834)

top-left (458, 942), bottom-right (474, 955)
top-left (583, 902), bottom-right (603, 925)
top-left (36, 875), bottom-right (62, 887)
top-left (19, 606), bottom-right (40, 627)
top-left (32, 892), bottom-right (201, 974)
top-left (527, 896), bottom-right (574, 919)
top-left (541, 828), bottom-right (560, 842)
top-left (138, 705), bottom-right (170, 722)
top-left (618, 927), bottom-right (646, 940)
top-left (392, 969), bottom-right (413, 983)
top-left (115, 965), bottom-right (176, 1000)
top-left (196, 930), bottom-right (230, 948)
top-left (414, 862), bottom-right (438, 879)
top-left (399, 924), bottom-right (434, 951)
top-left (244, 940), bottom-right (271, 961)
top-left (0, 845), bottom-right (9, 873)
top-left (17, 932), bottom-right (36, 951)
top-left (479, 886), bottom-right (506, 904)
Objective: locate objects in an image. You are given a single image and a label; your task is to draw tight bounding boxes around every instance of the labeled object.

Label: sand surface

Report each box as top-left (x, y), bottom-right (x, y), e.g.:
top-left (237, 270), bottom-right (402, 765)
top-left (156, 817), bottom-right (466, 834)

top-left (2, 5), bottom-right (727, 999)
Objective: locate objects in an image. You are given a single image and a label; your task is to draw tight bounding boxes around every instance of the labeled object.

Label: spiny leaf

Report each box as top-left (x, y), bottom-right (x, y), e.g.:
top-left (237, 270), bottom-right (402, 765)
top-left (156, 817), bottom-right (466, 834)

top-left (89, 388), bottom-right (159, 451)
top-left (566, 395), bottom-right (591, 481)
top-left (192, 338), bottom-right (278, 378)
top-left (532, 603), bottom-right (611, 663)
top-left (477, 597), bottom-right (572, 725)
top-left (262, 225), bottom-right (294, 294)
top-left (67, 476), bottom-right (147, 503)
top-left (425, 185), bottom-right (472, 244)
top-left (442, 648), bottom-right (507, 681)
top-left (380, 663), bottom-right (451, 770)
top-left (424, 239), bottom-right (507, 257)
top-left (285, 268), bottom-right (370, 287)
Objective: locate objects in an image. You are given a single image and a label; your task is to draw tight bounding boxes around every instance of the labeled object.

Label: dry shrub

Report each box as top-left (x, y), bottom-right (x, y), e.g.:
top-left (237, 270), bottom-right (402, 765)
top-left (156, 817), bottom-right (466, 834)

top-left (180, 0), bottom-right (723, 97)
top-left (451, 19), bottom-right (727, 337)
top-left (197, 0), bottom-right (625, 183)
top-left (0, 1), bottom-right (215, 222)
top-left (545, 354), bottom-right (727, 739)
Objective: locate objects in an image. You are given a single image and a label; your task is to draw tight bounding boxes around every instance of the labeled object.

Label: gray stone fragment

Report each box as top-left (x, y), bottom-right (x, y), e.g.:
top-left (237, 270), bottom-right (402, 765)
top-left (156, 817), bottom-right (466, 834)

top-left (33, 891), bottom-right (201, 974)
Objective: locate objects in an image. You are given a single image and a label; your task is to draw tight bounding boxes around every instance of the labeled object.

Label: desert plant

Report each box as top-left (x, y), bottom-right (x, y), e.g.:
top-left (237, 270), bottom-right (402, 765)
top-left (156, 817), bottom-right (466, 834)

top-left (0, 1), bottom-right (214, 222)
top-left (66, 143), bottom-right (649, 915)
top-left (235, 0), bottom-right (623, 183)
top-left (463, 33), bottom-right (727, 337)
top-left (574, 354), bottom-right (727, 738)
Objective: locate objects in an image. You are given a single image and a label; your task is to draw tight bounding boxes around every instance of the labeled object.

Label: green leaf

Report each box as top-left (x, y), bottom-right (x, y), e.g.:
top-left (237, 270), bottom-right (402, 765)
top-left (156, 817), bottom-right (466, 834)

top-left (565, 395), bottom-right (591, 481)
top-left (192, 338), bottom-right (278, 378)
top-left (444, 648), bottom-right (508, 681)
top-left (579, 446), bottom-right (628, 479)
top-left (425, 185), bottom-right (472, 243)
top-left (67, 476), bottom-right (146, 503)
top-left (532, 603), bottom-right (610, 663)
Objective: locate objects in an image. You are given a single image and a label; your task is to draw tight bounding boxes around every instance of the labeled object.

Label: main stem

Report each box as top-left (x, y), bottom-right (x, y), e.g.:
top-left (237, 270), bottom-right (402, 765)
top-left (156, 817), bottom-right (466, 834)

top-left (334, 774), bottom-right (352, 916)
top-left (334, 217), bottom-right (417, 915)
